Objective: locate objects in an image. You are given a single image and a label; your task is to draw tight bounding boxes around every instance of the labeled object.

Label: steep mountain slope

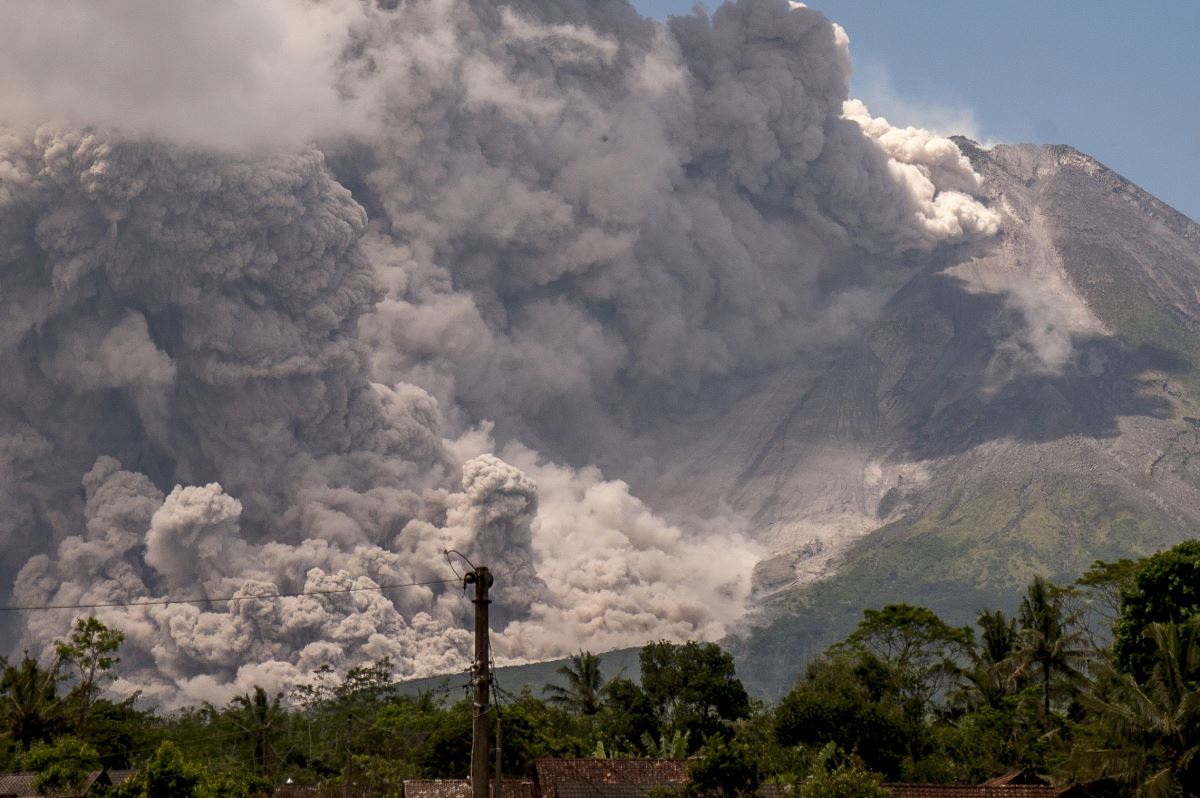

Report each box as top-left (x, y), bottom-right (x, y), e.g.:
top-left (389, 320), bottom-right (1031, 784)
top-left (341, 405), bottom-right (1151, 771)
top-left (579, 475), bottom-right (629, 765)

top-left (658, 142), bottom-right (1200, 696)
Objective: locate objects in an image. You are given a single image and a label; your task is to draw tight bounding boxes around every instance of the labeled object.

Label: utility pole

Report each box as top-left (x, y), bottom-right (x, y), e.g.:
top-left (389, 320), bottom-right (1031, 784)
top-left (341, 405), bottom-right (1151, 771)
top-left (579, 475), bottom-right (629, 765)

top-left (493, 713), bottom-right (503, 798)
top-left (466, 566), bottom-right (492, 798)
top-left (343, 713), bottom-right (352, 798)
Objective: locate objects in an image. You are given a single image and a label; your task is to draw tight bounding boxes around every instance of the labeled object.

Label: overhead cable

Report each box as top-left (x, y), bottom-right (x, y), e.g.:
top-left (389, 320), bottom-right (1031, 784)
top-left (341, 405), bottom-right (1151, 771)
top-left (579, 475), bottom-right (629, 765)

top-left (0, 577), bottom-right (460, 613)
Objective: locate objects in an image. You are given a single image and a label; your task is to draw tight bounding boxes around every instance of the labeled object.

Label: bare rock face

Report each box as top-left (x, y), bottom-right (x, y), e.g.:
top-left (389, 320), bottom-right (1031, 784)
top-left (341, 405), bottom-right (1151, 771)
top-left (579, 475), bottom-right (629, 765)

top-left (635, 142), bottom-right (1200, 694)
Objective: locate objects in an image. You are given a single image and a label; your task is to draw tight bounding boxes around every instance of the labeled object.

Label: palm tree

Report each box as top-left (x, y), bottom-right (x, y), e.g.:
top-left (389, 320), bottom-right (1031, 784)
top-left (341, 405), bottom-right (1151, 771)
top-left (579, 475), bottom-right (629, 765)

top-left (1073, 620), bottom-right (1200, 796)
top-left (0, 653), bottom-right (65, 749)
top-left (228, 685), bottom-right (286, 773)
top-left (1010, 576), bottom-right (1089, 725)
top-left (956, 609), bottom-right (1019, 710)
top-left (543, 651), bottom-right (612, 715)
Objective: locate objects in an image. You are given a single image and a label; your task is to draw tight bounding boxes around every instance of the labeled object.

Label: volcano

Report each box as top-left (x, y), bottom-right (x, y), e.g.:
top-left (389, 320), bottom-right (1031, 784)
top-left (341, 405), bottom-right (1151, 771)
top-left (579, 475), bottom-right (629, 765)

top-left (663, 141), bottom-right (1200, 694)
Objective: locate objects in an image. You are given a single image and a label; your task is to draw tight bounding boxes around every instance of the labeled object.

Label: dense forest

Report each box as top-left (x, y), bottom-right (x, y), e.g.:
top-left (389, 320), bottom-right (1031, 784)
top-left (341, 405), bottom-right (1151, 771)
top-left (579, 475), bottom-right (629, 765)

top-left (2, 541), bottom-right (1199, 798)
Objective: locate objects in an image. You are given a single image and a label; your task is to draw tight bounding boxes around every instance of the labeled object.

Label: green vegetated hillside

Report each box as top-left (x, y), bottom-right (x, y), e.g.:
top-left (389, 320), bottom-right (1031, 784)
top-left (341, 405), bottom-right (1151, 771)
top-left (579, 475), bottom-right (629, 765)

top-left (735, 320), bottom-right (1200, 698)
top-left (734, 477), bottom-right (1181, 698)
top-left (728, 142), bottom-right (1200, 699)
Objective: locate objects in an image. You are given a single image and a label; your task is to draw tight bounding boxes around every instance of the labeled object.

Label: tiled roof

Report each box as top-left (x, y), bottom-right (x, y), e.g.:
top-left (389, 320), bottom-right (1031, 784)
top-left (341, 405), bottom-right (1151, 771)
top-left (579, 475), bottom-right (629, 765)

top-left (985, 771), bottom-right (1049, 787)
top-left (535, 759), bottom-right (691, 794)
top-left (106, 770), bottom-right (138, 787)
top-left (404, 779), bottom-right (537, 798)
top-left (885, 784), bottom-right (1094, 798)
top-left (0, 770), bottom-right (105, 798)
top-left (501, 780), bottom-right (541, 798)
top-left (0, 772), bottom-right (37, 797)
top-left (554, 785), bottom-right (675, 798)
top-left (273, 787), bottom-right (320, 798)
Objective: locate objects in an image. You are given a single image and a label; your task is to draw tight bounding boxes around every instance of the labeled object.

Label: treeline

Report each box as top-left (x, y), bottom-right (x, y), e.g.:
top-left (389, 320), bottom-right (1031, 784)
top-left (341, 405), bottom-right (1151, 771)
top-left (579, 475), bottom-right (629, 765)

top-left (2, 541), bottom-right (1199, 797)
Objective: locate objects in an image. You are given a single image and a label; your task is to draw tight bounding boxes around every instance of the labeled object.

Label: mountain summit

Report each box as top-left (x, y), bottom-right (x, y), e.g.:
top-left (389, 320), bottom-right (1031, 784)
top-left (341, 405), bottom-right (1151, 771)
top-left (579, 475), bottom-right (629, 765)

top-left (709, 141), bottom-right (1200, 694)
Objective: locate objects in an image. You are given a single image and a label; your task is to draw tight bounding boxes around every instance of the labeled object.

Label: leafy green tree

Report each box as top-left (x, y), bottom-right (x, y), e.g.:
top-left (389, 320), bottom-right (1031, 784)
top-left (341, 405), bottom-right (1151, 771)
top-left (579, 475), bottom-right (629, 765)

top-left (597, 678), bottom-right (659, 753)
top-left (203, 768), bottom-right (272, 798)
top-left (1011, 576), bottom-right (1088, 726)
top-left (21, 736), bottom-right (100, 795)
top-left (543, 651), bottom-right (610, 716)
top-left (686, 736), bottom-right (761, 798)
top-left (0, 653), bottom-right (65, 750)
top-left (640, 641), bottom-right (749, 745)
top-left (81, 696), bottom-right (159, 770)
top-left (368, 690), bottom-right (449, 775)
top-left (491, 690), bottom-right (590, 777)
top-left (140, 741), bottom-right (206, 798)
top-left (337, 658), bottom-right (399, 703)
top-left (54, 616), bottom-right (124, 734)
top-left (1077, 558), bottom-right (1144, 636)
top-left (1073, 619), bottom-right (1200, 796)
top-left (287, 658), bottom-right (401, 776)
top-left (1113, 541), bottom-right (1200, 680)
top-left (834, 604), bottom-right (973, 713)
top-left (791, 744), bottom-right (890, 798)
top-left (412, 700), bottom-right (472, 778)
top-left (774, 652), bottom-right (908, 778)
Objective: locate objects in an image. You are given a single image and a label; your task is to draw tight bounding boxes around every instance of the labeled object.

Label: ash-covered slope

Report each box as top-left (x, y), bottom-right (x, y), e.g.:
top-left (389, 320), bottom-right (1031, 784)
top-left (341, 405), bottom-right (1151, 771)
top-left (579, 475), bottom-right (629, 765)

top-left (718, 142), bottom-right (1200, 696)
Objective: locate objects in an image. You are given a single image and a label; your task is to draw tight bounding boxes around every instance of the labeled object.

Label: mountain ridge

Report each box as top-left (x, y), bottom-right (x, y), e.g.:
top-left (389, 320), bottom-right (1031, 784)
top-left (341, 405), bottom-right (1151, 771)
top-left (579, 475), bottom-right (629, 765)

top-left (695, 140), bottom-right (1200, 696)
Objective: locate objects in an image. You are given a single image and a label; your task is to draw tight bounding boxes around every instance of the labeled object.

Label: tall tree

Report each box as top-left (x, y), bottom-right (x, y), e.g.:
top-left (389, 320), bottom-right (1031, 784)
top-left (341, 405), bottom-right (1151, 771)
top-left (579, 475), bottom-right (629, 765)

top-left (228, 686), bottom-right (285, 773)
top-left (598, 678), bottom-right (659, 753)
top-left (140, 741), bottom-right (207, 798)
top-left (834, 603), bottom-right (974, 714)
top-left (20, 737), bottom-right (100, 796)
top-left (1010, 576), bottom-right (1088, 725)
top-left (54, 616), bottom-right (124, 734)
top-left (543, 651), bottom-right (609, 716)
top-left (1113, 541), bottom-right (1200, 680)
top-left (687, 736), bottom-right (762, 798)
top-left (956, 610), bottom-right (1019, 711)
top-left (640, 641), bottom-right (750, 745)
top-left (0, 654), bottom-right (64, 750)
top-left (774, 652), bottom-right (908, 779)
top-left (1074, 619), bottom-right (1200, 796)
top-left (1076, 558), bottom-right (1143, 632)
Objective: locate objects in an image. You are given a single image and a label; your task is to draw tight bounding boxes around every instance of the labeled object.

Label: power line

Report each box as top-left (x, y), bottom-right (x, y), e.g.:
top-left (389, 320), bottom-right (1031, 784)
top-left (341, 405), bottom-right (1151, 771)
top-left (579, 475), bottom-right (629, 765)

top-left (0, 577), bottom-right (461, 613)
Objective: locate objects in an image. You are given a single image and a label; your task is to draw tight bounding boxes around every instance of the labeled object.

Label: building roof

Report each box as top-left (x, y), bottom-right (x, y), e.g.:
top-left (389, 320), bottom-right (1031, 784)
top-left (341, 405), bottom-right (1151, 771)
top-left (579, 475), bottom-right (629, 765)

top-left (535, 759), bottom-right (691, 793)
top-left (885, 784), bottom-right (1096, 798)
top-left (105, 770), bottom-right (137, 787)
top-left (984, 771), bottom-right (1050, 787)
top-left (0, 772), bottom-right (37, 798)
top-left (273, 787), bottom-right (320, 798)
top-left (404, 779), bottom-right (538, 798)
top-left (0, 770), bottom-right (107, 798)
top-left (409, 760), bottom-right (780, 798)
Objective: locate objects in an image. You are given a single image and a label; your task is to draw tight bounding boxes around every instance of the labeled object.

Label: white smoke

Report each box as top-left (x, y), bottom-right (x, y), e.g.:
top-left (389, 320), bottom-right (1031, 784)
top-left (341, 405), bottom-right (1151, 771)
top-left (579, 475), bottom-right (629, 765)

top-left (0, 0), bottom-right (997, 705)
top-left (0, 0), bottom-right (374, 150)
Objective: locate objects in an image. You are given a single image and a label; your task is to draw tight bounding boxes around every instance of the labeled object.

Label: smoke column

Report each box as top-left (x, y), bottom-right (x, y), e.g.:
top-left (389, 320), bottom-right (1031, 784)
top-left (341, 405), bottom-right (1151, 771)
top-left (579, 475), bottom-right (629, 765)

top-left (0, 0), bottom-right (995, 706)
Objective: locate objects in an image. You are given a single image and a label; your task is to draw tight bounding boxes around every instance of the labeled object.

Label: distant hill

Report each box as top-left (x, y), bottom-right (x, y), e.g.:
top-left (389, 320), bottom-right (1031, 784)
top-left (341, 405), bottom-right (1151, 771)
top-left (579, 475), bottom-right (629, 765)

top-left (397, 647), bottom-right (643, 701)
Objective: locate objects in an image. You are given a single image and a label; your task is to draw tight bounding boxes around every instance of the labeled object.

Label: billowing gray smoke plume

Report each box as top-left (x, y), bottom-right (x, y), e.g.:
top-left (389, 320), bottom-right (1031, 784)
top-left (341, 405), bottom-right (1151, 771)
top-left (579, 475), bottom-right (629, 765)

top-left (0, 0), bottom-right (995, 706)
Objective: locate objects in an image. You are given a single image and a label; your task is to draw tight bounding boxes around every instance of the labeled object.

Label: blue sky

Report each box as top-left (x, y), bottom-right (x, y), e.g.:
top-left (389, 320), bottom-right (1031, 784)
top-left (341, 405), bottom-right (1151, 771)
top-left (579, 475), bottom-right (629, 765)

top-left (630, 0), bottom-right (1200, 223)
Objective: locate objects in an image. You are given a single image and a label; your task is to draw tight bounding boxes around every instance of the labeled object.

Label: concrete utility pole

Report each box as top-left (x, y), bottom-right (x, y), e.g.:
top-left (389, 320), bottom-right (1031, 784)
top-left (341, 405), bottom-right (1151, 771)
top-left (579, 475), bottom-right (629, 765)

top-left (466, 565), bottom-right (492, 798)
top-left (493, 714), bottom-right (503, 798)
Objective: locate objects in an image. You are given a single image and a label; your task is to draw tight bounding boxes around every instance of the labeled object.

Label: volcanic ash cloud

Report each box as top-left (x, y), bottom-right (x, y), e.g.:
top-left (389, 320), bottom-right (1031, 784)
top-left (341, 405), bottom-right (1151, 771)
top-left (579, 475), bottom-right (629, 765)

top-left (0, 0), bottom-right (996, 705)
